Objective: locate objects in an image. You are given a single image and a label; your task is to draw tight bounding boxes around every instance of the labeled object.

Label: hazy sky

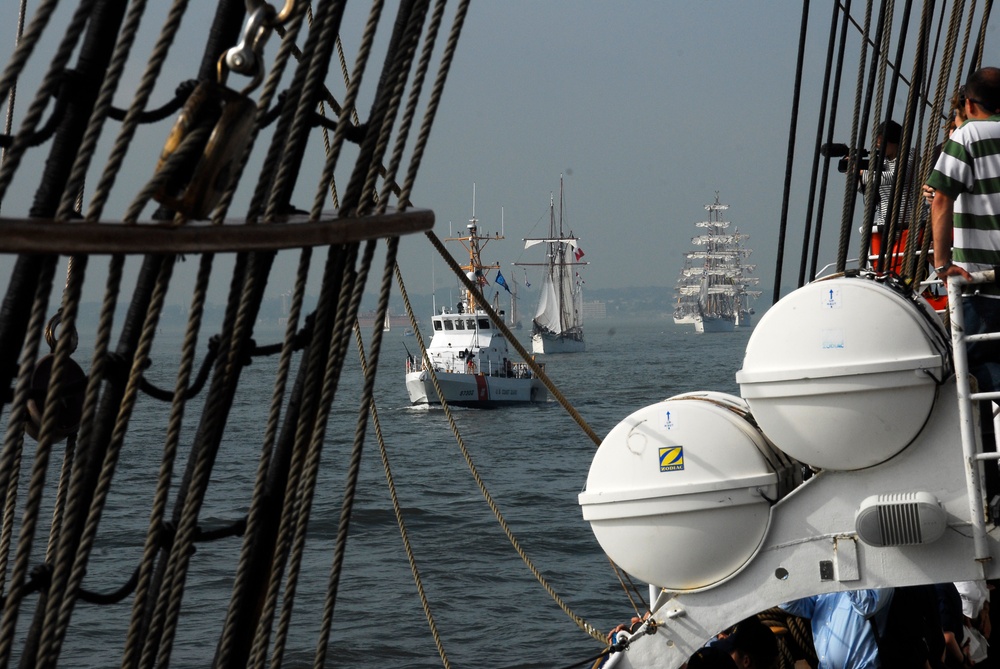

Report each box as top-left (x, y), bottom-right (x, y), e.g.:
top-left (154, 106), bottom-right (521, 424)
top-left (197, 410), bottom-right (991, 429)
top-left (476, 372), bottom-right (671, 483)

top-left (1, 2), bottom-right (996, 310)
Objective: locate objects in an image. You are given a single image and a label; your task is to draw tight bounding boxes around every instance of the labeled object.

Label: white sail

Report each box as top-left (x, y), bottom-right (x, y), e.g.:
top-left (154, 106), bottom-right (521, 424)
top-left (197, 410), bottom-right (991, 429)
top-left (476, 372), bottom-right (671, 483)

top-left (519, 175), bottom-right (586, 353)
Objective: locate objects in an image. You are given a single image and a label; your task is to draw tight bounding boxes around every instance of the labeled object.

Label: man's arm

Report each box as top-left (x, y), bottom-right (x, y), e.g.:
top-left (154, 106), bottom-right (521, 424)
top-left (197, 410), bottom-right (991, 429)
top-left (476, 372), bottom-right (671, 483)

top-left (931, 190), bottom-right (971, 279)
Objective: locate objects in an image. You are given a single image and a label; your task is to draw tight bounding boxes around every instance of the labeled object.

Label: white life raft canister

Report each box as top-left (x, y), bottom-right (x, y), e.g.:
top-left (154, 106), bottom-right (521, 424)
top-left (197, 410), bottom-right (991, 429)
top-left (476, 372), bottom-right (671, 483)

top-left (579, 393), bottom-right (794, 591)
top-left (736, 275), bottom-right (948, 470)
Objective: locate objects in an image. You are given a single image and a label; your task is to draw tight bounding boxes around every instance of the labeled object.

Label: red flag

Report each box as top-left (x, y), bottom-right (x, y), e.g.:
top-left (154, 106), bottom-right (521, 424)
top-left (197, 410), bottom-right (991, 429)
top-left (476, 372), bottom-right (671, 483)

top-left (574, 247), bottom-right (585, 261)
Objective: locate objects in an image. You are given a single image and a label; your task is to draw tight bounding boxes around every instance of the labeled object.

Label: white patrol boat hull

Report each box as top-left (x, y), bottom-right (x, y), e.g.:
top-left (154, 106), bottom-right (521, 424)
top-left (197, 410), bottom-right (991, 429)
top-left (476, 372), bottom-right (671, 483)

top-left (405, 370), bottom-right (546, 406)
top-left (531, 330), bottom-right (585, 354)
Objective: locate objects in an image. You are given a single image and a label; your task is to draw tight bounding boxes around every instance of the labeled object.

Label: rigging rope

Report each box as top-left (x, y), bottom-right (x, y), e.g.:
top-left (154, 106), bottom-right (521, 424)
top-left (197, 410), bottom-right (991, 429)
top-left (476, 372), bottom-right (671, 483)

top-left (354, 322), bottom-right (452, 669)
top-left (393, 262), bottom-right (606, 645)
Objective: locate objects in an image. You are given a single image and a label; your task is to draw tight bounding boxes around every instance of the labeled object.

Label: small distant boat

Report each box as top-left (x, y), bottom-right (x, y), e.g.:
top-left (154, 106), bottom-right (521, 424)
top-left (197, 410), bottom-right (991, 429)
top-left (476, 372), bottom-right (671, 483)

top-left (403, 329), bottom-right (415, 337)
top-left (518, 175), bottom-right (586, 353)
top-left (405, 206), bottom-right (547, 407)
top-left (673, 195), bottom-right (760, 333)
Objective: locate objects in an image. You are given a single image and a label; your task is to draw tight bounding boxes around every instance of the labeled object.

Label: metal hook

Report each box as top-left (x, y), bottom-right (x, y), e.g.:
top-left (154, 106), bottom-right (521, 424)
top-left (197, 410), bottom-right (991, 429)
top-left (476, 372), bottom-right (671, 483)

top-left (219, 5), bottom-right (275, 92)
top-left (245, 0), bottom-right (296, 25)
top-left (44, 309), bottom-right (78, 354)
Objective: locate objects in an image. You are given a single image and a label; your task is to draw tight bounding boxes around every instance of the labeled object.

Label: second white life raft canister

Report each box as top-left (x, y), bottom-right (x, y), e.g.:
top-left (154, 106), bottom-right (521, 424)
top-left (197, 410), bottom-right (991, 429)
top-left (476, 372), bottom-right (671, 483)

top-left (736, 275), bottom-right (949, 470)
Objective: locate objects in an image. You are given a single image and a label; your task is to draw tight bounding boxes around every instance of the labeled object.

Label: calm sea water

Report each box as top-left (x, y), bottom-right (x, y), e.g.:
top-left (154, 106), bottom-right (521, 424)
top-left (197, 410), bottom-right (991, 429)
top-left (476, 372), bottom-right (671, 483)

top-left (10, 319), bottom-right (754, 668)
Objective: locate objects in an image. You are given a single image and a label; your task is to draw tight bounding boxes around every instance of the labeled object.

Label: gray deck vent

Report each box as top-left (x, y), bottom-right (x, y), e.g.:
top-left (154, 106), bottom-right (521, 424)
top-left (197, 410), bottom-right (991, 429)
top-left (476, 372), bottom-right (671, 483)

top-left (855, 492), bottom-right (947, 547)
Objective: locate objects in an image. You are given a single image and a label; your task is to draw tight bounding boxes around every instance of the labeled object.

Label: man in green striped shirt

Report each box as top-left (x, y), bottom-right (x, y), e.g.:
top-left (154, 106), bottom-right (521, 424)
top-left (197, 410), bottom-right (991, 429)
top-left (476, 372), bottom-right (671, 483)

top-left (930, 67), bottom-right (1000, 279)
top-left (929, 67), bottom-right (1000, 491)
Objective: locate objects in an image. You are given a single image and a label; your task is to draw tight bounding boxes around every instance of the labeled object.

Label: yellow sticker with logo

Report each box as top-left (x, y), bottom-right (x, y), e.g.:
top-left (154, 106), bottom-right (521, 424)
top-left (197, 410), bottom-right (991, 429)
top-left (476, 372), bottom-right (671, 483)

top-left (659, 446), bottom-right (684, 472)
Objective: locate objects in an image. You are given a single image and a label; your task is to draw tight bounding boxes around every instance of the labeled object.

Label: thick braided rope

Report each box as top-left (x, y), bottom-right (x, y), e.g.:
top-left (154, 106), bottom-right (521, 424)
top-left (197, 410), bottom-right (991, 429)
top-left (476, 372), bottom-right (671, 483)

top-left (214, 246), bottom-right (311, 667)
top-left (392, 263), bottom-right (606, 645)
top-left (273, 246), bottom-right (372, 667)
top-left (306, 240), bottom-right (392, 669)
top-left (152, 248), bottom-right (277, 667)
top-left (371, 0), bottom-right (434, 209)
top-left (0, 0), bottom-right (63, 105)
top-left (0, 446), bottom-right (22, 596)
top-left (0, 0), bottom-right (95, 201)
top-left (244, 0), bottom-right (324, 220)
top-left (957, 0), bottom-right (978, 81)
top-left (973, 0), bottom-right (993, 70)
top-left (916, 1), bottom-right (968, 278)
top-left (121, 253), bottom-right (213, 669)
top-left (41, 255), bottom-right (175, 666)
top-left (352, 321), bottom-right (452, 669)
top-left (308, 1), bottom-right (384, 219)
top-left (309, 7), bottom-right (344, 207)
top-left (856, 0), bottom-right (893, 268)
top-left (243, 248), bottom-right (362, 669)
top-left (898, 0), bottom-right (939, 279)
top-left (352, 1), bottom-right (428, 215)
top-left (836, 0), bottom-right (874, 272)
top-left (70, 0), bottom-right (187, 222)
top-left (146, 267), bottom-right (253, 669)
top-left (400, 0), bottom-right (468, 206)
top-left (44, 432), bottom-right (76, 564)
top-left (0, 0), bottom-right (28, 195)
top-left (35, 254), bottom-right (90, 581)
top-left (267, 0), bottom-right (351, 220)
top-left (272, 241), bottom-right (378, 667)
top-left (244, 245), bottom-right (362, 668)
top-left (910, 1), bottom-right (955, 278)
top-left (379, 0), bottom-right (444, 208)
top-left (0, 258), bottom-right (57, 666)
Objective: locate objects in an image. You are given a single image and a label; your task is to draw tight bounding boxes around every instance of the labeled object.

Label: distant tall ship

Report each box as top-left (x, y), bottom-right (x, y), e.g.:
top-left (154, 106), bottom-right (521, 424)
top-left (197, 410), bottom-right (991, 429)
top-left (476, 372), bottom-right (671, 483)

top-left (518, 176), bottom-right (587, 353)
top-left (673, 195), bottom-right (760, 333)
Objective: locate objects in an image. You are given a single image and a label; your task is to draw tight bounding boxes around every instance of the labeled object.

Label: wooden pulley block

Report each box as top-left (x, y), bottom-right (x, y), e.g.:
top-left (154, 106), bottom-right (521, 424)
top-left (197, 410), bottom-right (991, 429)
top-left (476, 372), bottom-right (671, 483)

top-left (153, 80), bottom-right (256, 220)
top-left (25, 354), bottom-right (87, 441)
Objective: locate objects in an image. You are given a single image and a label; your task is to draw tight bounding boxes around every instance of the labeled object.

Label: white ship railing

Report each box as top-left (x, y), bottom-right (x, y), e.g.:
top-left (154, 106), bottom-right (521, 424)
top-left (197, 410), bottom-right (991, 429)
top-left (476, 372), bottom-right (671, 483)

top-left (946, 269), bottom-right (1000, 564)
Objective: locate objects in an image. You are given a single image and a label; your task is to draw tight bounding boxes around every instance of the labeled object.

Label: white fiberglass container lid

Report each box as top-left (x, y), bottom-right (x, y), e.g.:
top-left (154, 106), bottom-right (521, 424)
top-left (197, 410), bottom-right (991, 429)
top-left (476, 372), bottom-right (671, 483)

top-left (579, 393), bottom-right (784, 591)
top-left (736, 275), bottom-right (948, 470)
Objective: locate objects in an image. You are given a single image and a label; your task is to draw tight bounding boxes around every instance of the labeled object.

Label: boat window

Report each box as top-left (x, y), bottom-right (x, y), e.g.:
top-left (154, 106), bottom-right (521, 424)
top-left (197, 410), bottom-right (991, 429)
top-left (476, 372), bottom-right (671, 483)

top-left (455, 319), bottom-right (465, 330)
top-left (467, 318), bottom-right (476, 329)
top-left (444, 320), bottom-right (454, 331)
top-left (434, 321), bottom-right (442, 331)
top-left (478, 318), bottom-right (490, 329)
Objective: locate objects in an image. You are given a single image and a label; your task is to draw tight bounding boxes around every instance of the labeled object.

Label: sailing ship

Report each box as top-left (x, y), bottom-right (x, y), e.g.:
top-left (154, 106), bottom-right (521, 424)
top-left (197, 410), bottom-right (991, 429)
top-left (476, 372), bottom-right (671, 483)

top-left (518, 176), bottom-right (587, 353)
top-left (0, 2), bottom-right (996, 669)
top-left (404, 211), bottom-right (546, 406)
top-left (673, 196), bottom-right (760, 333)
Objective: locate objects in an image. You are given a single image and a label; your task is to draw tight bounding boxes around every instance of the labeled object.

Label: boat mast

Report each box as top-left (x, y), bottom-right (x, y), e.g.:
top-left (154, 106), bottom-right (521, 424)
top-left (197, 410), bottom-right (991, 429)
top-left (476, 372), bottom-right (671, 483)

top-left (556, 175), bottom-right (569, 333)
top-left (446, 184), bottom-right (502, 314)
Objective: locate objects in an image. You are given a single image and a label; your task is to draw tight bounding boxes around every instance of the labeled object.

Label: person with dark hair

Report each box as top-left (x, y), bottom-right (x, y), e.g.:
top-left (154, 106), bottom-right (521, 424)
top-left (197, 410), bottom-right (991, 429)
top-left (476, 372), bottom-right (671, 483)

top-left (928, 66), bottom-right (1000, 497)
top-left (711, 616), bottom-right (779, 669)
top-left (862, 120), bottom-right (913, 231)
top-left (686, 645), bottom-right (739, 669)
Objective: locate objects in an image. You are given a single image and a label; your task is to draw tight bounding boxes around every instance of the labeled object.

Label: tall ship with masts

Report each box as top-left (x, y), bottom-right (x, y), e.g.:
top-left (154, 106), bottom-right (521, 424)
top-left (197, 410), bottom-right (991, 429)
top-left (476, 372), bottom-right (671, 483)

top-left (518, 176), bottom-right (587, 354)
top-left (673, 196), bottom-right (760, 333)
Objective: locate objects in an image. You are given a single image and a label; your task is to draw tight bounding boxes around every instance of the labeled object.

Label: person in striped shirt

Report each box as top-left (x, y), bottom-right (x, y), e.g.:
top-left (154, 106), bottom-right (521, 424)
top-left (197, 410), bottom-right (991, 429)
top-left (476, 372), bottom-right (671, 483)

top-left (929, 67), bottom-right (1000, 496)
top-left (929, 65), bottom-right (1000, 356)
